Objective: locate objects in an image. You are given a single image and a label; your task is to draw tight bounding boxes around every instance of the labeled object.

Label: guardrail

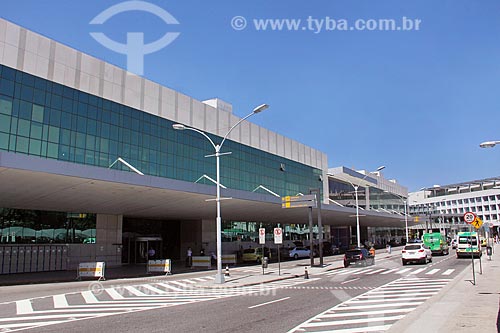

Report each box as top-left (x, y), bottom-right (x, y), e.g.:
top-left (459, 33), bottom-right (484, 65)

top-left (221, 254), bottom-right (237, 265)
top-left (77, 262), bottom-right (105, 281)
top-left (147, 259), bottom-right (172, 275)
top-left (191, 256), bottom-right (211, 268)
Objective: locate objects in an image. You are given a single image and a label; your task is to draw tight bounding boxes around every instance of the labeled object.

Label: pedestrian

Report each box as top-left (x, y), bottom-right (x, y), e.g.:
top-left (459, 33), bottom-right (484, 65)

top-left (186, 247), bottom-right (193, 267)
top-left (386, 244), bottom-right (391, 254)
top-left (369, 246), bottom-right (375, 257)
top-left (148, 247), bottom-right (155, 259)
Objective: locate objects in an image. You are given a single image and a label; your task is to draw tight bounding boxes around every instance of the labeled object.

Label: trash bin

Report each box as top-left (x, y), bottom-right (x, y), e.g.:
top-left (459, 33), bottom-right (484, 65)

top-left (262, 257), bottom-right (269, 268)
top-left (487, 246), bottom-right (492, 256)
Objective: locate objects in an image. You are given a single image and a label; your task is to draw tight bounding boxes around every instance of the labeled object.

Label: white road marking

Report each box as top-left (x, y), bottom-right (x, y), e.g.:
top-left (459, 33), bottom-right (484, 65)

top-left (340, 278), bottom-right (360, 284)
top-left (425, 269), bottom-right (440, 275)
top-left (380, 268), bottom-right (400, 275)
top-left (409, 268), bottom-right (427, 275)
top-left (16, 300), bottom-right (33, 314)
top-left (442, 269), bottom-right (455, 275)
top-left (365, 268), bottom-right (386, 275)
top-left (248, 297), bottom-right (291, 309)
top-left (320, 308), bottom-right (413, 318)
top-left (302, 314), bottom-right (405, 327)
top-left (53, 295), bottom-right (69, 308)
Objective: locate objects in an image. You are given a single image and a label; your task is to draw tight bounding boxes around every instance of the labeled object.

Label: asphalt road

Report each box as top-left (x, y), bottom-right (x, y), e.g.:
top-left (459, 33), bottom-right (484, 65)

top-left (0, 252), bottom-right (474, 332)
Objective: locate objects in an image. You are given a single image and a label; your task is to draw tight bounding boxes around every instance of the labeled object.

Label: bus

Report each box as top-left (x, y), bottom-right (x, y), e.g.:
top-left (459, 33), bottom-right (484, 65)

top-left (422, 232), bottom-right (449, 255)
top-left (456, 231), bottom-right (482, 258)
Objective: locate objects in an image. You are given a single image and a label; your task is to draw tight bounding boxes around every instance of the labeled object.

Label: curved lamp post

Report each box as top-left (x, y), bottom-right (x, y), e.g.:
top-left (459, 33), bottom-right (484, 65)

top-left (173, 103), bottom-right (268, 284)
top-left (479, 141), bottom-right (500, 148)
top-left (348, 166), bottom-right (385, 248)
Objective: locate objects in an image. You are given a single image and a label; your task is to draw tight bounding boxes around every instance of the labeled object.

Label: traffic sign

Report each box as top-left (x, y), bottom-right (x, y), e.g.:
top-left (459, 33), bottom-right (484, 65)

top-left (259, 228), bottom-right (266, 245)
top-left (281, 195), bottom-right (317, 209)
top-left (464, 212), bottom-right (476, 224)
top-left (274, 228), bottom-right (283, 244)
top-left (472, 216), bottom-right (483, 230)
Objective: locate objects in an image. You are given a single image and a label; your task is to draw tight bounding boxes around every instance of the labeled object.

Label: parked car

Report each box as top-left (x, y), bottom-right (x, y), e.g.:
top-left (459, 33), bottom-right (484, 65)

top-left (343, 248), bottom-right (375, 267)
top-left (289, 247), bottom-right (310, 259)
top-left (401, 243), bottom-right (432, 265)
top-left (242, 247), bottom-right (270, 263)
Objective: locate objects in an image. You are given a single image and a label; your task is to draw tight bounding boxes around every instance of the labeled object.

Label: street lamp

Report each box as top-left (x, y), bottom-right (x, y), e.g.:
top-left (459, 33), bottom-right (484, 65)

top-left (384, 191), bottom-right (409, 243)
top-left (350, 165), bottom-right (385, 248)
top-left (479, 141), bottom-right (500, 148)
top-left (173, 103), bottom-right (268, 284)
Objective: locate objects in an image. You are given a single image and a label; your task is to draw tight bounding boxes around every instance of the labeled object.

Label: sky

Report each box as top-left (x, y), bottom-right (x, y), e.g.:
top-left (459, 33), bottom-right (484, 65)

top-left (2, 0), bottom-right (500, 192)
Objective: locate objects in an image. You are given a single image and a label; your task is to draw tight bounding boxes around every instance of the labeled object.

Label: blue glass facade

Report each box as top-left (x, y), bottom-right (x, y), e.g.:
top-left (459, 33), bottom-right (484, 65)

top-left (0, 65), bottom-right (322, 196)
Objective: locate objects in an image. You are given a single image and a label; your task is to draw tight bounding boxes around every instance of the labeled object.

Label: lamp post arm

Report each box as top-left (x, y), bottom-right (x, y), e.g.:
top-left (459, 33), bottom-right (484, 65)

top-left (183, 127), bottom-right (217, 151)
top-left (220, 111), bottom-right (256, 149)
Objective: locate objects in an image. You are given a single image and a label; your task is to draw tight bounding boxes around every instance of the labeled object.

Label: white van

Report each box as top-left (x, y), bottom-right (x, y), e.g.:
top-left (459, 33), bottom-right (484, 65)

top-left (456, 232), bottom-right (481, 258)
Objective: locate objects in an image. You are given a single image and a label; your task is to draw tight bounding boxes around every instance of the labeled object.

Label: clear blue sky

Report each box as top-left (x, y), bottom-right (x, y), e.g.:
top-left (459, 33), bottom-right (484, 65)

top-left (2, 0), bottom-right (500, 191)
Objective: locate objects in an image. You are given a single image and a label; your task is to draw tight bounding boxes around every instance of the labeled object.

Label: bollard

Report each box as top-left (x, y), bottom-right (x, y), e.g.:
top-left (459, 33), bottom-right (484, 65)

top-left (225, 265), bottom-right (230, 277)
top-left (304, 266), bottom-right (309, 279)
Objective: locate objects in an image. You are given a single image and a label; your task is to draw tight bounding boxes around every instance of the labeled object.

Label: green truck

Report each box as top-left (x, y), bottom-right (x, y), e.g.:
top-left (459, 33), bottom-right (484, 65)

top-left (422, 232), bottom-right (449, 255)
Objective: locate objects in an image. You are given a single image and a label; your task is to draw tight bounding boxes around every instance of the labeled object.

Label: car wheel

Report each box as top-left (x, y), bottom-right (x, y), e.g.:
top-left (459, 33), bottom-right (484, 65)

top-left (256, 257), bottom-right (261, 264)
top-left (294, 254), bottom-right (298, 259)
top-left (402, 259), bottom-right (406, 266)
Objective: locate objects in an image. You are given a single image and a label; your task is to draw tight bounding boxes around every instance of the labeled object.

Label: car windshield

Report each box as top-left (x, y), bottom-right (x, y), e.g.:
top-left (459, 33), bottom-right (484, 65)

top-left (243, 249), bottom-right (255, 254)
top-left (404, 245), bottom-right (421, 250)
top-left (346, 250), bottom-right (362, 255)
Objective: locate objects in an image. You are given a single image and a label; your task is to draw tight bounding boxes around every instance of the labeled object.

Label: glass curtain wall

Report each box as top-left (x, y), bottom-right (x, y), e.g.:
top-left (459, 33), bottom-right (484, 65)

top-left (0, 65), bottom-right (322, 197)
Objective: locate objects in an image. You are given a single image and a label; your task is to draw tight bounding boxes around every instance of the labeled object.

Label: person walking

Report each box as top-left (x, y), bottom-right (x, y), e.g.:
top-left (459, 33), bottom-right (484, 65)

top-left (186, 247), bottom-right (193, 267)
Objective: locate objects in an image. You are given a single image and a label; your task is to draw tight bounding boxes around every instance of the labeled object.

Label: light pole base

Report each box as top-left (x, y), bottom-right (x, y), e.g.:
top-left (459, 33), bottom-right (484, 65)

top-left (214, 273), bottom-right (225, 284)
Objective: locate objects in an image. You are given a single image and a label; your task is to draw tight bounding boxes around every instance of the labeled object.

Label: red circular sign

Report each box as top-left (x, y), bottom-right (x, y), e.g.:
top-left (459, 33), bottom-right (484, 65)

top-left (464, 212), bottom-right (476, 224)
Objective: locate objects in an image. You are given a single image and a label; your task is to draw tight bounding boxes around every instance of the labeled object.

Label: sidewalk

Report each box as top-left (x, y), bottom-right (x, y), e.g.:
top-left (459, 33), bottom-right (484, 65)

top-left (0, 260), bottom-right (215, 286)
top-left (194, 248), bottom-right (400, 288)
top-left (0, 248), bottom-right (400, 287)
top-left (388, 244), bottom-right (500, 333)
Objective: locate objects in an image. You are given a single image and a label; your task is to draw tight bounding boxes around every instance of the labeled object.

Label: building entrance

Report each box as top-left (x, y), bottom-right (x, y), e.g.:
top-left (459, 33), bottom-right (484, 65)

top-left (132, 237), bottom-right (162, 264)
top-left (121, 218), bottom-right (181, 264)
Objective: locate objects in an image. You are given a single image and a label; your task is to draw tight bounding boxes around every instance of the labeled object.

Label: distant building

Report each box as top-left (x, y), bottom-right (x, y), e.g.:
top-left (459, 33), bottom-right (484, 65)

top-left (409, 177), bottom-right (500, 238)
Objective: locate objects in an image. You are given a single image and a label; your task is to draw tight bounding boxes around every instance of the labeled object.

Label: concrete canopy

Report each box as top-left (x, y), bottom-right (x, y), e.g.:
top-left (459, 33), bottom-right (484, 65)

top-left (0, 152), bottom-right (405, 227)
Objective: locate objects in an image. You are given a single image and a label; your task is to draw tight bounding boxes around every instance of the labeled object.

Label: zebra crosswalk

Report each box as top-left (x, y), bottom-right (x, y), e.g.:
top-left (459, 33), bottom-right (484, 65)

top-left (1, 276), bottom-right (316, 332)
top-left (316, 266), bottom-right (455, 277)
top-left (287, 277), bottom-right (451, 333)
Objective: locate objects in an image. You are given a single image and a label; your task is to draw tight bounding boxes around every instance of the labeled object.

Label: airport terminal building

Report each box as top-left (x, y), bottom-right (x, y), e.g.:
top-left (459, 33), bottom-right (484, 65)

top-left (0, 18), bottom-right (405, 274)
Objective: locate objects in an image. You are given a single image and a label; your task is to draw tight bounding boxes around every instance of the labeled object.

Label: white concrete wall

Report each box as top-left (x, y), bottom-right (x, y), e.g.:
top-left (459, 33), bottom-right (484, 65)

top-left (0, 18), bottom-right (328, 175)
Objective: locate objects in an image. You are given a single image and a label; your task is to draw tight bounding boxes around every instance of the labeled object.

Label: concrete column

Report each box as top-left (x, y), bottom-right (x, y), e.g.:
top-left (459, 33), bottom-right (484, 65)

top-left (180, 220), bottom-right (202, 259)
top-left (365, 187), bottom-right (370, 209)
top-left (95, 214), bottom-right (123, 267)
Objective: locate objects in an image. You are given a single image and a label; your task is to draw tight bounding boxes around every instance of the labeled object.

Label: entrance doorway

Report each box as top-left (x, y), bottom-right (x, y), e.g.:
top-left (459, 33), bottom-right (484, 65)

top-left (131, 237), bottom-right (162, 264)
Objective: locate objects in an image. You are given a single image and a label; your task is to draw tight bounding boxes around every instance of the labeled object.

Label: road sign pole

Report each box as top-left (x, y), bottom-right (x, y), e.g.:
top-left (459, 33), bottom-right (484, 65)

top-left (470, 224), bottom-right (476, 285)
top-left (278, 244), bottom-right (280, 276)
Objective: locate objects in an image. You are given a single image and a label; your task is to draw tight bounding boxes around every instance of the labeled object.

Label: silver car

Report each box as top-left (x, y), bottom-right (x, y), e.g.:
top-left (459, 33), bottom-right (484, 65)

top-left (289, 247), bottom-right (310, 259)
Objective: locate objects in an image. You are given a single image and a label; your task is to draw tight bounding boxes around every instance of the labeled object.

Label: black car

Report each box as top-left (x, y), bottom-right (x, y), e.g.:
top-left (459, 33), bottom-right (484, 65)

top-left (343, 248), bottom-right (375, 267)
